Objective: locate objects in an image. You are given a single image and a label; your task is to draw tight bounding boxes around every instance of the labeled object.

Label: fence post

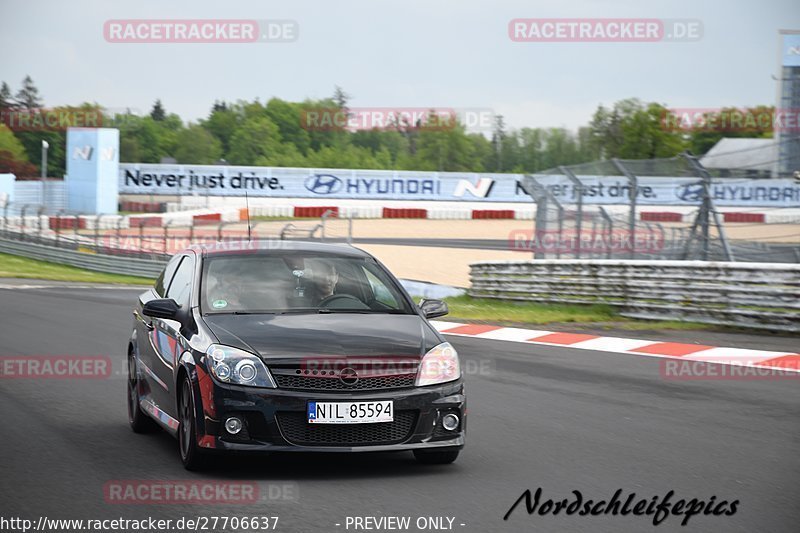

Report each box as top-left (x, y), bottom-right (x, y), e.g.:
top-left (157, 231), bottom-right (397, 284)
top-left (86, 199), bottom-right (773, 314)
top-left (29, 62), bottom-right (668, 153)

top-left (94, 214), bottom-right (103, 251)
top-left (560, 166), bottom-right (584, 259)
top-left (521, 176), bottom-right (551, 259)
top-left (2, 203), bottom-right (9, 238)
top-left (611, 159), bottom-right (638, 259)
top-left (681, 152), bottom-right (734, 262)
top-left (347, 215), bottom-right (353, 245)
top-left (36, 206), bottom-right (45, 241)
top-left (54, 209), bottom-right (65, 247)
top-left (599, 207), bottom-right (613, 259)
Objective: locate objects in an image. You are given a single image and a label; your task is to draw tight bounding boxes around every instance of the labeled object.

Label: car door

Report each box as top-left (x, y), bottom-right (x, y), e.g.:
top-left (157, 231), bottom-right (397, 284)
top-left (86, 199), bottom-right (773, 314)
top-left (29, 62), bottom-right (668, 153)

top-left (149, 253), bottom-right (195, 417)
top-left (134, 254), bottom-right (182, 410)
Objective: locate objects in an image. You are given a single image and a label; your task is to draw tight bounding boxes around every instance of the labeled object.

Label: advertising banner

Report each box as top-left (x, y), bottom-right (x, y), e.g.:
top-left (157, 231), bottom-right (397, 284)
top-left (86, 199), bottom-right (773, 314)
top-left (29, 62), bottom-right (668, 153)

top-left (119, 164), bottom-right (800, 207)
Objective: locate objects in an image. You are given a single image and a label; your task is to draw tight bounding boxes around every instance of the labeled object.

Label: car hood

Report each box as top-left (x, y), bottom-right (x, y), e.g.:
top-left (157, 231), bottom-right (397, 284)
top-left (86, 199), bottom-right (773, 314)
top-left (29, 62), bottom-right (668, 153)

top-left (201, 313), bottom-right (441, 361)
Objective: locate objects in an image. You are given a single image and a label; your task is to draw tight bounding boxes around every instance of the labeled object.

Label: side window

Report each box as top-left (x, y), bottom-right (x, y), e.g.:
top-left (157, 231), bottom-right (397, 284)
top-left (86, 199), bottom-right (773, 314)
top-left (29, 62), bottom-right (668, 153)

top-left (363, 268), bottom-right (399, 308)
top-left (154, 256), bottom-right (182, 297)
top-left (166, 256), bottom-right (194, 308)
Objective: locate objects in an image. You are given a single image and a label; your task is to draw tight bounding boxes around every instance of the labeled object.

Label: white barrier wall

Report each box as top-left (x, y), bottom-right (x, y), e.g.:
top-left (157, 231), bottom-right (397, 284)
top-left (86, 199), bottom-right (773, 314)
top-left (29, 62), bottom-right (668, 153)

top-left (119, 163), bottom-right (800, 207)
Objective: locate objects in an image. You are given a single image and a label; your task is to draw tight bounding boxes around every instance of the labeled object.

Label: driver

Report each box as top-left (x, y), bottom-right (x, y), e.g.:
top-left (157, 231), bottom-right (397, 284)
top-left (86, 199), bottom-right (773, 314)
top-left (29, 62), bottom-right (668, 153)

top-left (309, 260), bottom-right (338, 305)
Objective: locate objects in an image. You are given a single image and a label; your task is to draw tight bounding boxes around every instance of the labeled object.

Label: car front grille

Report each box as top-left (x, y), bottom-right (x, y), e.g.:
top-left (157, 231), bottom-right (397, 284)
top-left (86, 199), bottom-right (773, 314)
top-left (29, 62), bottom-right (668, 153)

top-left (273, 373), bottom-right (416, 391)
top-left (275, 411), bottom-right (418, 446)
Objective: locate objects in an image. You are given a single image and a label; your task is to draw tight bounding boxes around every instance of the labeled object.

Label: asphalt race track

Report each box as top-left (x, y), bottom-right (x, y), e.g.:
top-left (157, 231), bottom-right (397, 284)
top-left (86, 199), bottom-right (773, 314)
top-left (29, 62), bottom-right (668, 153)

top-left (0, 283), bottom-right (798, 532)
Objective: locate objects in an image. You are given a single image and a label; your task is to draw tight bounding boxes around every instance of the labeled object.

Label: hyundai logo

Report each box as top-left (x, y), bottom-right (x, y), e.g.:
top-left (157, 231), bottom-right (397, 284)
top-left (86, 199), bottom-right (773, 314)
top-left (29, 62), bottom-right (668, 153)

top-left (676, 183), bottom-right (705, 202)
top-left (305, 174), bottom-right (343, 195)
top-left (339, 367), bottom-right (359, 385)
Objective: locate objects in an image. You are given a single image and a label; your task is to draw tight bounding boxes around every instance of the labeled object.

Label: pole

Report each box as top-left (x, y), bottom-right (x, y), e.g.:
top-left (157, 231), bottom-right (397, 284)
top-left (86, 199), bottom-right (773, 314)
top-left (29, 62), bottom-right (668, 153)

top-left (521, 176), bottom-right (550, 260)
top-left (611, 159), bottom-right (638, 259)
top-left (41, 140), bottom-right (49, 206)
top-left (560, 166), bottom-right (583, 259)
top-left (682, 152), bottom-right (734, 261)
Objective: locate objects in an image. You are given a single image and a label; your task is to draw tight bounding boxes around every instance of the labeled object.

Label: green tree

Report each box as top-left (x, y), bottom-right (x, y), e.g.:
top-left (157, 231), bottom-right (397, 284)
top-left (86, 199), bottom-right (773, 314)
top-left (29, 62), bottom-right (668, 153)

top-left (414, 113), bottom-right (480, 172)
top-left (0, 82), bottom-right (15, 110)
top-left (227, 117), bottom-right (283, 165)
top-left (174, 124), bottom-right (222, 164)
top-left (119, 136), bottom-right (142, 163)
top-left (265, 98), bottom-right (311, 155)
top-left (15, 75), bottom-right (42, 109)
top-left (590, 99), bottom-right (687, 160)
top-left (203, 101), bottom-right (240, 155)
top-left (686, 105), bottom-right (774, 155)
top-left (0, 124), bottom-right (30, 161)
top-left (150, 99), bottom-right (166, 121)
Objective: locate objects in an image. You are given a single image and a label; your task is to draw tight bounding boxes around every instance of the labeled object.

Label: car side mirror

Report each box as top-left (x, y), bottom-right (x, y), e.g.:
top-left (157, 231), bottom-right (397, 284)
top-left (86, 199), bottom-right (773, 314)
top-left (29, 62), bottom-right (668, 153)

top-left (419, 298), bottom-right (449, 319)
top-left (142, 298), bottom-right (181, 320)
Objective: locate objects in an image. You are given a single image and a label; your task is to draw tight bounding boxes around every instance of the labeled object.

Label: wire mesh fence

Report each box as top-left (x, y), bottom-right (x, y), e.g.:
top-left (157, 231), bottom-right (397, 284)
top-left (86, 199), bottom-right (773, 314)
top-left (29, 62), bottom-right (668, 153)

top-left (515, 154), bottom-right (800, 262)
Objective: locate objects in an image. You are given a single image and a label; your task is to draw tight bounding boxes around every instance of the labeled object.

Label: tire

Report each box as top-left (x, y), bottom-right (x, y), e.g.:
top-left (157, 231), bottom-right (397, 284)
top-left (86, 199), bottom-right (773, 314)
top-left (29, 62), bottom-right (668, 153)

top-left (127, 348), bottom-right (159, 433)
top-left (178, 375), bottom-right (206, 471)
top-left (413, 450), bottom-right (460, 465)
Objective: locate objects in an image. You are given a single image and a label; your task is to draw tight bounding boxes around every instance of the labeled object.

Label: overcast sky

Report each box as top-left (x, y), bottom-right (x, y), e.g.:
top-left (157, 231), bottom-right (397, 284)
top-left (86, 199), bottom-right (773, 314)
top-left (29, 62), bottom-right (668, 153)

top-left (1, 0), bottom-right (798, 132)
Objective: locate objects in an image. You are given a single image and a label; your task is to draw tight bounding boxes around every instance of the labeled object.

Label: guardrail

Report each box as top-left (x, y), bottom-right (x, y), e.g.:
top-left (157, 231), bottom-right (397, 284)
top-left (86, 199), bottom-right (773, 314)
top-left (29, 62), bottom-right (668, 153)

top-left (469, 260), bottom-right (800, 332)
top-left (0, 236), bottom-right (167, 279)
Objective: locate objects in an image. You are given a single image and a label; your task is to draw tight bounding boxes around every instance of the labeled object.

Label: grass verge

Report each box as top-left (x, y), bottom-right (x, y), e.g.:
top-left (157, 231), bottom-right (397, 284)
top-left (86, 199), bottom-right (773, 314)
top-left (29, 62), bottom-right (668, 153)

top-left (442, 294), bottom-right (617, 324)
top-left (0, 253), bottom-right (153, 285)
top-left (441, 294), bottom-right (720, 331)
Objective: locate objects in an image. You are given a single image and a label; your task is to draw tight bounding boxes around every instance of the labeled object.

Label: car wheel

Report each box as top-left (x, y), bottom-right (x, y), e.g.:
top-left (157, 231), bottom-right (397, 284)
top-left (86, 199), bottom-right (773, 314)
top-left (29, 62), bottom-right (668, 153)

top-left (413, 450), bottom-right (460, 465)
top-left (127, 348), bottom-right (158, 433)
top-left (178, 375), bottom-right (206, 471)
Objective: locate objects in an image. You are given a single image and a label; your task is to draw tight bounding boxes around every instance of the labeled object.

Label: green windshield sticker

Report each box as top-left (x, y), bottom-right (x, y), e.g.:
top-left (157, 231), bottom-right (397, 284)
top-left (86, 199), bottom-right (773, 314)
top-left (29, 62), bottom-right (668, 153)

top-left (212, 299), bottom-right (228, 309)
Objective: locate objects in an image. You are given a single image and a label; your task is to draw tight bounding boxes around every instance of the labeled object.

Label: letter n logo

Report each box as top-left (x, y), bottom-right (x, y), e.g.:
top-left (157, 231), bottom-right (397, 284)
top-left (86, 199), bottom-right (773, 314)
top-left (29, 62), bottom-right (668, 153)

top-left (72, 145), bottom-right (93, 160)
top-left (453, 177), bottom-right (494, 198)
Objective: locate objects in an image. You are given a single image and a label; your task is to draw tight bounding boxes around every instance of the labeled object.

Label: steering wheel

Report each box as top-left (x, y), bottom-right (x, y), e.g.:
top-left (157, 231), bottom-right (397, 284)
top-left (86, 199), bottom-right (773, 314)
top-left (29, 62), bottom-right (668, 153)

top-left (318, 294), bottom-right (369, 309)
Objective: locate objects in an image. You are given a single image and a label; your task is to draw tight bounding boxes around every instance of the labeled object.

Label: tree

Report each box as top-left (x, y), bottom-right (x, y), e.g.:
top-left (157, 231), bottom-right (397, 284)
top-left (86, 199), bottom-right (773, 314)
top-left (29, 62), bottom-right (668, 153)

top-left (227, 117), bottom-right (283, 165)
top-left (589, 99), bottom-right (686, 160)
top-left (492, 115), bottom-right (506, 171)
top-left (119, 136), bottom-right (142, 163)
top-left (265, 98), bottom-right (311, 155)
top-left (174, 125), bottom-right (222, 164)
top-left (15, 76), bottom-right (42, 109)
top-left (0, 123), bottom-right (39, 176)
top-left (332, 86), bottom-right (350, 110)
top-left (0, 124), bottom-right (29, 161)
top-left (414, 112), bottom-right (480, 172)
top-left (203, 102), bottom-right (240, 156)
top-left (0, 151), bottom-right (38, 176)
top-left (686, 106), bottom-right (774, 155)
top-left (0, 82), bottom-right (15, 111)
top-left (150, 99), bottom-right (166, 121)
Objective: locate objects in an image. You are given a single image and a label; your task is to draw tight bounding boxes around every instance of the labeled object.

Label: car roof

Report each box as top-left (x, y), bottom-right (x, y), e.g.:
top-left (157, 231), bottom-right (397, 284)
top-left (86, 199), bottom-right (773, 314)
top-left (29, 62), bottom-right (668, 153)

top-left (185, 240), bottom-right (373, 259)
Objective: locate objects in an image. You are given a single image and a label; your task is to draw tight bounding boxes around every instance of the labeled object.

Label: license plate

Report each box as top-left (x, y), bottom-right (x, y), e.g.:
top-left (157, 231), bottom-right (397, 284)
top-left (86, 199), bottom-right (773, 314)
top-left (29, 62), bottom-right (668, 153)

top-left (307, 400), bottom-right (393, 424)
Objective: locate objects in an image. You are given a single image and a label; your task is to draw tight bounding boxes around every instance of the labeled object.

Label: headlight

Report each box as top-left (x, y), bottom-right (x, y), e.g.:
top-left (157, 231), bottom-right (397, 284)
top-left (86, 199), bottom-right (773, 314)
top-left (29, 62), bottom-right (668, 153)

top-left (416, 342), bottom-right (461, 386)
top-left (206, 344), bottom-right (276, 388)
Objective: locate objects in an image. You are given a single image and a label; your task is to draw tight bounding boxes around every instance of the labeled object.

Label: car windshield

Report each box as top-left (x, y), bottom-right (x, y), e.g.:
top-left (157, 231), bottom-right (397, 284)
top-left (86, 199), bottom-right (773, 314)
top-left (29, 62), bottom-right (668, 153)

top-left (201, 253), bottom-right (414, 315)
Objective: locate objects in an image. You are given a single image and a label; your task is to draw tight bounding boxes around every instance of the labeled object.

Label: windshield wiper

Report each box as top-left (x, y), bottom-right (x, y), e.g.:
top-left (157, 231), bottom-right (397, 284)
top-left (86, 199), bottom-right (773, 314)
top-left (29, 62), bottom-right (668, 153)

top-left (317, 308), bottom-right (405, 314)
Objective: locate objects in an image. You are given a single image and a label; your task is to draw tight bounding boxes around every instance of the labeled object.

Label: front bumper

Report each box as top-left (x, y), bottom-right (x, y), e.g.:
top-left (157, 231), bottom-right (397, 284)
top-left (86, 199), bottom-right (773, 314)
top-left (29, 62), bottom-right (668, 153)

top-left (195, 377), bottom-right (466, 453)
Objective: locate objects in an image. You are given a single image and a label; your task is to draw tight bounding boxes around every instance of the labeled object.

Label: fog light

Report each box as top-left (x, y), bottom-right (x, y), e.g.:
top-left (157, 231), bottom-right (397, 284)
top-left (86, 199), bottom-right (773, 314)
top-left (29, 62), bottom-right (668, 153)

top-left (224, 416), bottom-right (243, 435)
top-left (442, 413), bottom-right (459, 431)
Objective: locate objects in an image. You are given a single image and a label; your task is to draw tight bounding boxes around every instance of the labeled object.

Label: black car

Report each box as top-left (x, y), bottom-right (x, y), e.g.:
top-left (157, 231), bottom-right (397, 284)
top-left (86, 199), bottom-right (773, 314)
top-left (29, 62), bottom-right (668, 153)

top-left (127, 241), bottom-right (465, 469)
